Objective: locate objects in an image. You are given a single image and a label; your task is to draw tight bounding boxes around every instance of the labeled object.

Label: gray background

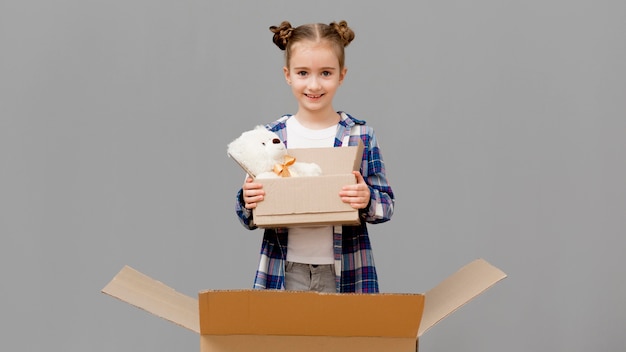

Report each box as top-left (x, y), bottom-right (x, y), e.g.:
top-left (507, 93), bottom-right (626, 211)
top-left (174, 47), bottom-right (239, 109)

top-left (1, 0), bottom-right (624, 351)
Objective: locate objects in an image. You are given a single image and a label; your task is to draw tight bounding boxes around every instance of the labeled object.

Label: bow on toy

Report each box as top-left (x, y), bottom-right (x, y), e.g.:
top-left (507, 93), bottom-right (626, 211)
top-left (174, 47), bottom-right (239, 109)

top-left (273, 155), bottom-right (296, 177)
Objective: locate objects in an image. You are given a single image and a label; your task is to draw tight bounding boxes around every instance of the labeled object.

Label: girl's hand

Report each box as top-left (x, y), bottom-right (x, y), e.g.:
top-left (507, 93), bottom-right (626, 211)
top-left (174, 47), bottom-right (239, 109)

top-left (242, 177), bottom-right (265, 209)
top-left (339, 171), bottom-right (371, 210)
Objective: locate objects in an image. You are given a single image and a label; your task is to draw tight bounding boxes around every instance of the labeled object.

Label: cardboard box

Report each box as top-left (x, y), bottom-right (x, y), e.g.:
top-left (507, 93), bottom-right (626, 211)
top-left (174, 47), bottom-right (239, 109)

top-left (251, 142), bottom-right (365, 228)
top-left (102, 258), bottom-right (507, 352)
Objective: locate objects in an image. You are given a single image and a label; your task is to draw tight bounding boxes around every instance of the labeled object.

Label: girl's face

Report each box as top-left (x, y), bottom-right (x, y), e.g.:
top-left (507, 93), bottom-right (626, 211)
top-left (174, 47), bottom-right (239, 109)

top-left (283, 41), bottom-right (347, 117)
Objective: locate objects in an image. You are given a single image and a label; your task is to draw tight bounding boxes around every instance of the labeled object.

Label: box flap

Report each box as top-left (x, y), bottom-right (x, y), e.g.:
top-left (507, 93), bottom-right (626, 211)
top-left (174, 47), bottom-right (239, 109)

top-left (288, 142), bottom-right (363, 175)
top-left (417, 258), bottom-right (507, 337)
top-left (101, 265), bottom-right (200, 334)
top-left (198, 290), bottom-right (424, 338)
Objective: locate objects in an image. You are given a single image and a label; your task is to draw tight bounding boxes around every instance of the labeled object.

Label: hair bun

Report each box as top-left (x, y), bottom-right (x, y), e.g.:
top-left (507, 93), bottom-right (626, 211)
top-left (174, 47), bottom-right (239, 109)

top-left (331, 20), bottom-right (355, 47)
top-left (269, 21), bottom-right (294, 50)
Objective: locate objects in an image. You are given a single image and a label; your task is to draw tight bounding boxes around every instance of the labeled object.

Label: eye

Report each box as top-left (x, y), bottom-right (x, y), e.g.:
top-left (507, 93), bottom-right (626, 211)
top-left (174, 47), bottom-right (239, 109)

top-left (272, 138), bottom-right (281, 144)
top-left (261, 142), bottom-right (265, 146)
top-left (297, 71), bottom-right (307, 77)
top-left (321, 71), bottom-right (331, 77)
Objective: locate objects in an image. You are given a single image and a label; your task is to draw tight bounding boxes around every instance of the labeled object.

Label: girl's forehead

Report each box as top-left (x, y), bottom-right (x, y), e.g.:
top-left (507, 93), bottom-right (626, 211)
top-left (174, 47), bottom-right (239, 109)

top-left (292, 39), bottom-right (333, 50)
top-left (290, 41), bottom-right (339, 62)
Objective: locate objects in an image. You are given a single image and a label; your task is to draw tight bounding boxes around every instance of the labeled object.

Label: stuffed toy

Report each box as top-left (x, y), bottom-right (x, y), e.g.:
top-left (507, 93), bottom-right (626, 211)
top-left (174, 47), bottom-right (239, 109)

top-left (227, 125), bottom-right (322, 178)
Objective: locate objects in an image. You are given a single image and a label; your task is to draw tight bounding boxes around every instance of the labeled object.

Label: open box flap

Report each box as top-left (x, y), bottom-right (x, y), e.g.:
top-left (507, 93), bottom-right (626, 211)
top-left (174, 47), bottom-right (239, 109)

top-left (198, 290), bottom-right (424, 338)
top-left (101, 265), bottom-right (200, 334)
top-left (101, 259), bottom-right (506, 342)
top-left (417, 258), bottom-right (507, 337)
top-left (287, 141), bottom-right (364, 175)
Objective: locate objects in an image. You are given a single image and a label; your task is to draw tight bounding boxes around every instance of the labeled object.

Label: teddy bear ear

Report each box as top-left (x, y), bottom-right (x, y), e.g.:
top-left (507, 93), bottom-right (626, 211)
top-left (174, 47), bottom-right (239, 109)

top-left (254, 125), bottom-right (267, 131)
top-left (227, 138), bottom-right (258, 178)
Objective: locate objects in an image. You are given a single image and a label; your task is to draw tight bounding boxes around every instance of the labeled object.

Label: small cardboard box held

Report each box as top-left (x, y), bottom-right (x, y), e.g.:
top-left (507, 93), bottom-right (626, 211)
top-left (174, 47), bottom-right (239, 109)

top-left (249, 142), bottom-right (365, 228)
top-left (102, 258), bottom-right (507, 352)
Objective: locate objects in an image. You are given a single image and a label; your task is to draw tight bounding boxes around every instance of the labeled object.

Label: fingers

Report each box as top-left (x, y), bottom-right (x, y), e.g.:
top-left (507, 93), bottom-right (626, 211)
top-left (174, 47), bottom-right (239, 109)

top-left (353, 170), bottom-right (365, 184)
top-left (242, 178), bottom-right (264, 209)
top-left (339, 172), bottom-right (370, 209)
top-left (340, 192), bottom-right (369, 209)
top-left (341, 198), bottom-right (368, 209)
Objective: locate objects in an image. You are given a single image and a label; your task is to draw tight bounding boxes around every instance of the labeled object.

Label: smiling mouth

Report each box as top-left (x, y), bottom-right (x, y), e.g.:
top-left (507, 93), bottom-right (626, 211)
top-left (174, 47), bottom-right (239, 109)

top-left (304, 93), bottom-right (324, 99)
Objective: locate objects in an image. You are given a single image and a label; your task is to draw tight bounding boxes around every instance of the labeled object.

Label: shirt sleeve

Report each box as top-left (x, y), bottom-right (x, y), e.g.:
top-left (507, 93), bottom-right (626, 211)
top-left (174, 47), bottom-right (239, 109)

top-left (235, 188), bottom-right (257, 230)
top-left (361, 130), bottom-right (395, 224)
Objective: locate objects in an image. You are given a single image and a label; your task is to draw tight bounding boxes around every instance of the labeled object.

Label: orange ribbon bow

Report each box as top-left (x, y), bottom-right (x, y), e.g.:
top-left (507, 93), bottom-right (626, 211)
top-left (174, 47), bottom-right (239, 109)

top-left (273, 155), bottom-right (296, 177)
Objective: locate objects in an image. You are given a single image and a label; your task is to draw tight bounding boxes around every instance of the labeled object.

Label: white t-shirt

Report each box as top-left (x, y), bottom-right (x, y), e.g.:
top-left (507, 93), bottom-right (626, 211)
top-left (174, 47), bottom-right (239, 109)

top-left (285, 117), bottom-right (337, 264)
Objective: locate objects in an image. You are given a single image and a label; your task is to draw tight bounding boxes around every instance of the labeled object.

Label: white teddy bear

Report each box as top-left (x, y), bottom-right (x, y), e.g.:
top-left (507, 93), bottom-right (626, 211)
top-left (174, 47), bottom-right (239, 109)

top-left (227, 125), bottom-right (322, 178)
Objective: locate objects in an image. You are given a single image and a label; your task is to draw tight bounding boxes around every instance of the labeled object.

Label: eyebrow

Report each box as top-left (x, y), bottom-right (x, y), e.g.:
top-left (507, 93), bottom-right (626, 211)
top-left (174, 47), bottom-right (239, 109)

top-left (292, 66), bottom-right (337, 71)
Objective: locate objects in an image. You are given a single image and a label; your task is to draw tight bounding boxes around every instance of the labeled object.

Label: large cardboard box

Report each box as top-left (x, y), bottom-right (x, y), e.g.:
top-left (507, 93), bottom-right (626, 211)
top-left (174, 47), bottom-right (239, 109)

top-left (102, 258), bottom-right (507, 352)
top-left (250, 143), bottom-right (365, 228)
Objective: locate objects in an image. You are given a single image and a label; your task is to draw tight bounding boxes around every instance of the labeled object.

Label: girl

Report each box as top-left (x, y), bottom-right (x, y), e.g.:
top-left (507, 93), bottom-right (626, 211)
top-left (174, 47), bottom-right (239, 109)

top-left (235, 20), bottom-right (394, 293)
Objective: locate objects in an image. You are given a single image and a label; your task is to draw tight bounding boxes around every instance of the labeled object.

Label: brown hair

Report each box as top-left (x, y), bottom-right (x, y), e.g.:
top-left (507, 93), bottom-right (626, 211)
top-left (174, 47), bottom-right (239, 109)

top-left (269, 20), bottom-right (355, 69)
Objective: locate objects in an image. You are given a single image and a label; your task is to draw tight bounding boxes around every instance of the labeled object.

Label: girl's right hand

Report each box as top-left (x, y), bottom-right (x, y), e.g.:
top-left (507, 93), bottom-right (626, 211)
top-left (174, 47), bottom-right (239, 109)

top-left (242, 177), bottom-right (265, 209)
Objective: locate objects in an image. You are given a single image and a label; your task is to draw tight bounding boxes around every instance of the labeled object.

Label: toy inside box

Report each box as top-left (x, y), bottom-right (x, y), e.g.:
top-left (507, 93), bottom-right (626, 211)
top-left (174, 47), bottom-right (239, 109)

top-left (250, 142), bottom-right (364, 228)
top-left (102, 258), bottom-right (507, 352)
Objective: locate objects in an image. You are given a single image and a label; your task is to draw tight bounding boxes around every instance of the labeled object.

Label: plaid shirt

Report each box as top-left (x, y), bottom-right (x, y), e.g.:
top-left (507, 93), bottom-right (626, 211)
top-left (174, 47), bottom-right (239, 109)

top-left (235, 112), bottom-right (394, 293)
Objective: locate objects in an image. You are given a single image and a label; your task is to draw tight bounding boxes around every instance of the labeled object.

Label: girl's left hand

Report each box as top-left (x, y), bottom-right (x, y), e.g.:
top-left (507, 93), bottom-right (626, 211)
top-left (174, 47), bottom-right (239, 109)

top-left (339, 171), bottom-right (371, 210)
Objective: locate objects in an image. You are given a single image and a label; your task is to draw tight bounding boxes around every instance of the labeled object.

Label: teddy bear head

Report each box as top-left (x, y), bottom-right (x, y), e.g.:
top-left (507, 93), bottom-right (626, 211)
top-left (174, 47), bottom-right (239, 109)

top-left (227, 125), bottom-right (289, 177)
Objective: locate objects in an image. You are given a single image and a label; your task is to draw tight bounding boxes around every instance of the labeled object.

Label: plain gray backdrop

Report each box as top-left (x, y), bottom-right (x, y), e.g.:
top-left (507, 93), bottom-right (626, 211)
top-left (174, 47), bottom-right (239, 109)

top-left (1, 0), bottom-right (625, 351)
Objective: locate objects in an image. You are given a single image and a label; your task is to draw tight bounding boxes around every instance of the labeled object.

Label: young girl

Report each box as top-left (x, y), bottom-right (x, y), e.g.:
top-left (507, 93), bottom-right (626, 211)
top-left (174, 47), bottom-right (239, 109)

top-left (235, 20), bottom-right (394, 293)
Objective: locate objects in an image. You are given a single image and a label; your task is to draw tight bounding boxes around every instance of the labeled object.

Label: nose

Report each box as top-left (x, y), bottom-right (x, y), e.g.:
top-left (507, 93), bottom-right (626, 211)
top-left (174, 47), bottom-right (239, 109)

top-left (308, 76), bottom-right (322, 90)
top-left (272, 138), bottom-right (281, 144)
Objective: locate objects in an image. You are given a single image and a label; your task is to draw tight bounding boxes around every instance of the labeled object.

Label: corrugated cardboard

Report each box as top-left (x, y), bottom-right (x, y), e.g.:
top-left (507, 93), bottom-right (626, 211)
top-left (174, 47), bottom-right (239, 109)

top-left (251, 142), bottom-right (365, 228)
top-left (102, 258), bottom-right (507, 352)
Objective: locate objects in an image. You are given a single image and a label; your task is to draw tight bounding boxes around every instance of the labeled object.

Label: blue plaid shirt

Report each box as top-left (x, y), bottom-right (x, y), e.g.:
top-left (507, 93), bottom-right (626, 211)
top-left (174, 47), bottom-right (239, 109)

top-left (235, 112), bottom-right (395, 293)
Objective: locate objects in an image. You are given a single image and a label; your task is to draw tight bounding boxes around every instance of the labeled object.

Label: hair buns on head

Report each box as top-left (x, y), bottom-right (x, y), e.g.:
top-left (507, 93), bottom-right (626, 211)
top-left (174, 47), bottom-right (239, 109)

top-left (331, 20), bottom-right (355, 47)
top-left (269, 21), bottom-right (294, 50)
